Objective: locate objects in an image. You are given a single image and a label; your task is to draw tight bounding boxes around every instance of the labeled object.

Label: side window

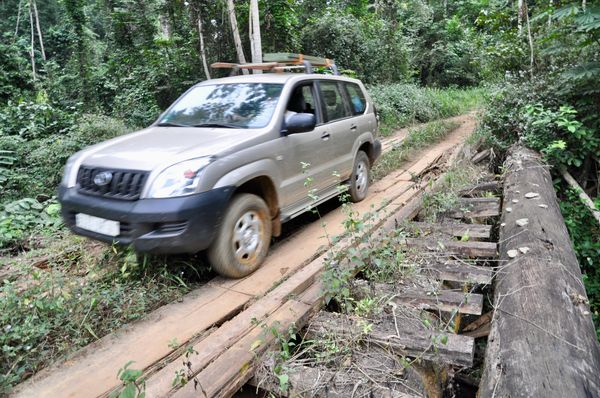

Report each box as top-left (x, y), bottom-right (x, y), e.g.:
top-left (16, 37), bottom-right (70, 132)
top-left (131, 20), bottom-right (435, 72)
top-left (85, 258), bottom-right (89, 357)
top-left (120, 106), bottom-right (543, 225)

top-left (286, 83), bottom-right (318, 120)
top-left (319, 82), bottom-right (351, 123)
top-left (344, 83), bottom-right (366, 115)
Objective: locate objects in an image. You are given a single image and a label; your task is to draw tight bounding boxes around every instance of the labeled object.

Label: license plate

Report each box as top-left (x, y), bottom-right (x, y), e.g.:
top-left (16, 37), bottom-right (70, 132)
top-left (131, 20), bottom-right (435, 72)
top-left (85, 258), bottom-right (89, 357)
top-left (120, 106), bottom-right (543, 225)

top-left (75, 213), bottom-right (120, 237)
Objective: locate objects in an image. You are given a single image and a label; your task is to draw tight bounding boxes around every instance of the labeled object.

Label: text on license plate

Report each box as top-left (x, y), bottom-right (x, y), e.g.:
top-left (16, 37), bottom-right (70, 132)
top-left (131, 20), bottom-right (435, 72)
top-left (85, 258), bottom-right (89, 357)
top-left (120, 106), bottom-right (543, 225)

top-left (75, 213), bottom-right (120, 237)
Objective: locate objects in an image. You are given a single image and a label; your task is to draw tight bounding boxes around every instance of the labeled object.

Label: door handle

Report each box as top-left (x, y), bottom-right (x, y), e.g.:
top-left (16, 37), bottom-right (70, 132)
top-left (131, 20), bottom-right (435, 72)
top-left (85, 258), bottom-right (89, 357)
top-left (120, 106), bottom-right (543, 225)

top-left (321, 132), bottom-right (330, 140)
top-left (350, 125), bottom-right (357, 131)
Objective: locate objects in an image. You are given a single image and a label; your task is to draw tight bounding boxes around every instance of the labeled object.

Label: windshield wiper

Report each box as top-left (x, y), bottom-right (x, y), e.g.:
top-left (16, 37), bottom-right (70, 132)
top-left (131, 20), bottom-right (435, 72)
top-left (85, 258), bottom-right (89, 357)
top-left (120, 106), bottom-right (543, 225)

top-left (157, 122), bottom-right (189, 127)
top-left (192, 123), bottom-right (237, 129)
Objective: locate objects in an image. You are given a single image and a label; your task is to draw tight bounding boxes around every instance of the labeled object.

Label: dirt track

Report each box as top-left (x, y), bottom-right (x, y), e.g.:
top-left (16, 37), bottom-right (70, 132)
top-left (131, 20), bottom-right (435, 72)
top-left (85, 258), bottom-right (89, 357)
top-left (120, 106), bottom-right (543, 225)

top-left (12, 114), bottom-right (476, 398)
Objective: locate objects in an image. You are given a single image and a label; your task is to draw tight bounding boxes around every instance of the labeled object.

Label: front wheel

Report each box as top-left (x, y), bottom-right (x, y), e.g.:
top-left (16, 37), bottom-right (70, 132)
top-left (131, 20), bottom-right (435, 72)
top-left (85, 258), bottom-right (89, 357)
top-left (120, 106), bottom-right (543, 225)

top-left (349, 151), bottom-right (370, 202)
top-left (207, 193), bottom-right (272, 278)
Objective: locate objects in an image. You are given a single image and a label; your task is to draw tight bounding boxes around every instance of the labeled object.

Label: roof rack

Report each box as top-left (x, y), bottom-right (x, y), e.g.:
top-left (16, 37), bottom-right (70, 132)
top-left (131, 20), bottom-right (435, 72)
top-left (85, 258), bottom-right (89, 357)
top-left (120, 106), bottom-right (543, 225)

top-left (211, 53), bottom-right (340, 76)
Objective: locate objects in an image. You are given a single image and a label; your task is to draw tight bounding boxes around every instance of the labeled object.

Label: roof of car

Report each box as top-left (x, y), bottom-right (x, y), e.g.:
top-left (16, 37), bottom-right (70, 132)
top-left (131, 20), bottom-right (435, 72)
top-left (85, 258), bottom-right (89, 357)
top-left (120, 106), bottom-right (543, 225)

top-left (197, 73), bottom-right (361, 86)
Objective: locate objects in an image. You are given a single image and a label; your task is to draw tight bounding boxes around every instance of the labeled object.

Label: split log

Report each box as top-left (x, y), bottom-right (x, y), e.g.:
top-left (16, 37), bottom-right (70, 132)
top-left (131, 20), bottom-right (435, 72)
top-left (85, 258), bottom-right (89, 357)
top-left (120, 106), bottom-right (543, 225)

top-left (306, 312), bottom-right (474, 367)
top-left (404, 222), bottom-right (491, 239)
top-left (479, 146), bottom-right (600, 397)
top-left (445, 198), bottom-right (500, 219)
top-left (351, 280), bottom-right (483, 315)
top-left (402, 238), bottom-right (498, 258)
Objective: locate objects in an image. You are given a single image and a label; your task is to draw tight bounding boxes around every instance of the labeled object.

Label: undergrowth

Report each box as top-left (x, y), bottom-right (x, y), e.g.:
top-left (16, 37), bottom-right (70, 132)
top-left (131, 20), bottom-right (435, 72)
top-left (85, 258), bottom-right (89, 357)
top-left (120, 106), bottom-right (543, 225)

top-left (0, 244), bottom-right (209, 393)
top-left (372, 120), bottom-right (460, 181)
top-left (369, 84), bottom-right (484, 136)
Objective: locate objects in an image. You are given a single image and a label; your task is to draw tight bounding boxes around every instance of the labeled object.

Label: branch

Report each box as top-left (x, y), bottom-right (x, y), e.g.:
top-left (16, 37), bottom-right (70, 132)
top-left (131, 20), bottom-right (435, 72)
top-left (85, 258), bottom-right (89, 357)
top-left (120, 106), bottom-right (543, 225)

top-left (560, 167), bottom-right (600, 226)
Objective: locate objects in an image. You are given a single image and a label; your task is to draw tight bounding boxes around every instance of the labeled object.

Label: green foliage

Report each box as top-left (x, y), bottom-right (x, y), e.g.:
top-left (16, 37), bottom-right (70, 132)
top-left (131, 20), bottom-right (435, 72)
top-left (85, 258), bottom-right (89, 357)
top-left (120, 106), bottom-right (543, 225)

top-left (369, 84), bottom-right (483, 134)
top-left (560, 188), bottom-right (600, 339)
top-left (523, 104), bottom-right (599, 168)
top-left (0, 98), bottom-right (77, 139)
top-left (110, 361), bottom-right (146, 398)
top-left (0, 198), bottom-right (62, 248)
top-left (0, 249), bottom-right (196, 392)
top-left (372, 120), bottom-right (460, 181)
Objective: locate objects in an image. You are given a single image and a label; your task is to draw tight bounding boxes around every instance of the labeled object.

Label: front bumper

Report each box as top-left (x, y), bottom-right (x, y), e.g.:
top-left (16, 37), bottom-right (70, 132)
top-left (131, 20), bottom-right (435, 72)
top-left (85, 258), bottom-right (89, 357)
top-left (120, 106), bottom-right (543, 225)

top-left (58, 185), bottom-right (234, 253)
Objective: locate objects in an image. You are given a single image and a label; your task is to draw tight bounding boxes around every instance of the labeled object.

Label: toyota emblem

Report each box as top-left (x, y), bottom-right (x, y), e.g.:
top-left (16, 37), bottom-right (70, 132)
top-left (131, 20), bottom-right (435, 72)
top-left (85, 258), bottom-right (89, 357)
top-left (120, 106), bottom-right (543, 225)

top-left (94, 171), bottom-right (113, 186)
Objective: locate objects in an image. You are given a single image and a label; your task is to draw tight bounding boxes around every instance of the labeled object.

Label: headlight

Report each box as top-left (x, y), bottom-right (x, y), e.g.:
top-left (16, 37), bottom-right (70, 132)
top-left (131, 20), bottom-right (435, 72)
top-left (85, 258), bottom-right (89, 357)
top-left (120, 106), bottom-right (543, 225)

top-left (148, 157), bottom-right (213, 198)
top-left (61, 155), bottom-right (78, 187)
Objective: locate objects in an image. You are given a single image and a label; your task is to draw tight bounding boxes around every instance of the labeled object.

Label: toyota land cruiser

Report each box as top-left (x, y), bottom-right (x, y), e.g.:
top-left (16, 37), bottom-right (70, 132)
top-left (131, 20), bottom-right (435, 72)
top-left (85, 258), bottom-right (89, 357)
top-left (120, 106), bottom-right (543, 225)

top-left (59, 59), bottom-right (381, 278)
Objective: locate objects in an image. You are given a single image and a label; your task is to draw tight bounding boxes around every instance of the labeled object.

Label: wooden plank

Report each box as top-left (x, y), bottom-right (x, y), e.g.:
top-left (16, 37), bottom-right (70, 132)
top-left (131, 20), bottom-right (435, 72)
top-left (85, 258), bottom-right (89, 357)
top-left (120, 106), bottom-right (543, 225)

top-left (446, 198), bottom-right (500, 219)
top-left (306, 312), bottom-right (474, 367)
top-left (351, 280), bottom-right (484, 315)
top-left (457, 181), bottom-right (500, 196)
top-left (402, 238), bottom-right (498, 258)
top-left (405, 221), bottom-right (491, 239)
top-left (419, 260), bottom-right (493, 285)
top-left (172, 299), bottom-right (314, 398)
top-left (479, 146), bottom-right (600, 397)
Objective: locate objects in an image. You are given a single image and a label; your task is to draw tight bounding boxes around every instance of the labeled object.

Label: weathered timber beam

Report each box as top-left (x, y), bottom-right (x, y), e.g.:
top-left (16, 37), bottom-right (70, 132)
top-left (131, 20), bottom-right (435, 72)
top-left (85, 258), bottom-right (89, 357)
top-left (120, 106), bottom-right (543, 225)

top-left (306, 312), bottom-right (474, 367)
top-left (402, 238), bottom-right (498, 258)
top-left (445, 198), bottom-right (500, 219)
top-left (418, 260), bottom-right (493, 285)
top-left (404, 221), bottom-right (492, 239)
top-left (479, 146), bottom-right (600, 397)
top-left (457, 181), bottom-right (501, 196)
top-left (351, 280), bottom-right (483, 315)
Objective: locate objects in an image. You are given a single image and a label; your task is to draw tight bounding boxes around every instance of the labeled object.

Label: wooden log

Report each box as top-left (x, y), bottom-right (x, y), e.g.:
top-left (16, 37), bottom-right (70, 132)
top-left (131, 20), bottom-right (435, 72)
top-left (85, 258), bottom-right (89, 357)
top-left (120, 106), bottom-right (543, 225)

top-left (402, 238), bottom-right (498, 258)
top-left (351, 280), bottom-right (483, 315)
top-left (445, 198), bottom-right (500, 219)
top-left (418, 260), bottom-right (493, 285)
top-left (405, 221), bottom-right (492, 239)
top-left (479, 146), bottom-right (600, 397)
top-left (471, 149), bottom-right (491, 164)
top-left (306, 312), bottom-right (474, 367)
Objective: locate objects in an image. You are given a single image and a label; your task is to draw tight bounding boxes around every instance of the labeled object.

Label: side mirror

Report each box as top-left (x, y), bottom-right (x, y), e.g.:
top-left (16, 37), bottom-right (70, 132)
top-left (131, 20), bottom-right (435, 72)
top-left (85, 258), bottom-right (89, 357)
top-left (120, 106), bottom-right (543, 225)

top-left (284, 113), bottom-right (316, 135)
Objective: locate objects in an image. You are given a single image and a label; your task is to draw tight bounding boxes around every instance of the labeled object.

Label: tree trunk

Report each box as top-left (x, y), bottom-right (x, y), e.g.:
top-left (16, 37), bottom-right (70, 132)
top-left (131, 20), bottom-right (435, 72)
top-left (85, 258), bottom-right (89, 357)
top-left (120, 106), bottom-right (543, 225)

top-left (517, 0), bottom-right (524, 34)
top-left (479, 145), bottom-right (600, 397)
top-left (249, 0), bottom-right (262, 73)
top-left (226, 0), bottom-right (248, 74)
top-left (525, 2), bottom-right (534, 78)
top-left (28, 0), bottom-right (36, 81)
top-left (197, 6), bottom-right (211, 80)
top-left (15, 0), bottom-right (23, 39)
top-left (32, 0), bottom-right (45, 60)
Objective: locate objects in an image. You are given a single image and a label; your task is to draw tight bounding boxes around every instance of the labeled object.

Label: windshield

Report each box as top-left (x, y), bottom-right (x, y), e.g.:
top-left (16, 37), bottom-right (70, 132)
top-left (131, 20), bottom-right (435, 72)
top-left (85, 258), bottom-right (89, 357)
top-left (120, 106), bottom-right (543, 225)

top-left (158, 83), bottom-right (284, 129)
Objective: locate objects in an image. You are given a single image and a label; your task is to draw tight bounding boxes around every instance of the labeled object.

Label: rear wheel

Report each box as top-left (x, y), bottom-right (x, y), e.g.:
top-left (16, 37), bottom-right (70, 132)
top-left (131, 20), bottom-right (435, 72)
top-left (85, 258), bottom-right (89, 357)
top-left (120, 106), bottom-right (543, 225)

top-left (349, 150), bottom-right (370, 202)
top-left (208, 193), bottom-right (272, 278)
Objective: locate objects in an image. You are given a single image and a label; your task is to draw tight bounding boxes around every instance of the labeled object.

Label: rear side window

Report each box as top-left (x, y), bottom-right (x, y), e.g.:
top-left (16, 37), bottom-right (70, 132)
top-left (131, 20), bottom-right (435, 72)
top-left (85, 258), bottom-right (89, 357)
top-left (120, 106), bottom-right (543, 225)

top-left (344, 83), bottom-right (366, 115)
top-left (319, 82), bottom-right (351, 123)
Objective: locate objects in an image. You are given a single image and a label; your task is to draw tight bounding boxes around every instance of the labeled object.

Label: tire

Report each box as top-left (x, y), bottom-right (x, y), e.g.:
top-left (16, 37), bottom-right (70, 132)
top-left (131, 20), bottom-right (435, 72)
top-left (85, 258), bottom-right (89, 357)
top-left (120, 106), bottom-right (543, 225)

top-left (207, 193), bottom-right (272, 278)
top-left (349, 151), bottom-right (370, 203)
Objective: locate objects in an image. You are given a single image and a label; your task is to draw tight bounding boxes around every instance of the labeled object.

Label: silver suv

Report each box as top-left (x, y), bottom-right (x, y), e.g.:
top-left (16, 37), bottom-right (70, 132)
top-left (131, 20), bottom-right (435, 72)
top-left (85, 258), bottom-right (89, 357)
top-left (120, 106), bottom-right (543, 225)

top-left (59, 71), bottom-right (381, 277)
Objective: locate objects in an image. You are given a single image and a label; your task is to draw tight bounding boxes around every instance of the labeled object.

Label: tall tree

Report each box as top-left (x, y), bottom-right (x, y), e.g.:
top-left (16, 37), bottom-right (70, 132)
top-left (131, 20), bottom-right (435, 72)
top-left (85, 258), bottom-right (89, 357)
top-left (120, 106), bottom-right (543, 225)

top-left (196, 3), bottom-right (211, 79)
top-left (249, 0), bottom-right (262, 73)
top-left (226, 0), bottom-right (247, 72)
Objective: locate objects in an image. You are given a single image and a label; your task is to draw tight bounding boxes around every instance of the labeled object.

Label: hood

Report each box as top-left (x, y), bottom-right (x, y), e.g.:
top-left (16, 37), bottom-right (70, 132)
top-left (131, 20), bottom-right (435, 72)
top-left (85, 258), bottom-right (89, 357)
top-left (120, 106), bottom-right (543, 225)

top-left (80, 126), bottom-right (269, 170)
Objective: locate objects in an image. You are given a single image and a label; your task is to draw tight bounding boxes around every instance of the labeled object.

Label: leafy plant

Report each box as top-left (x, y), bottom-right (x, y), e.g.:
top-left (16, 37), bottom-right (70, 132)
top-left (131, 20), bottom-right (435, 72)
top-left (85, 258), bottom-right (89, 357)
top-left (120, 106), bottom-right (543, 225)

top-left (110, 361), bottom-right (146, 398)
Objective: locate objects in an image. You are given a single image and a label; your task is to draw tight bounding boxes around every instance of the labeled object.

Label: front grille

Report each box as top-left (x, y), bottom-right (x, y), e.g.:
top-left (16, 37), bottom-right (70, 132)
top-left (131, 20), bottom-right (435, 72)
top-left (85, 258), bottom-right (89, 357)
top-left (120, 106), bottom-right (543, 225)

top-left (77, 166), bottom-right (149, 200)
